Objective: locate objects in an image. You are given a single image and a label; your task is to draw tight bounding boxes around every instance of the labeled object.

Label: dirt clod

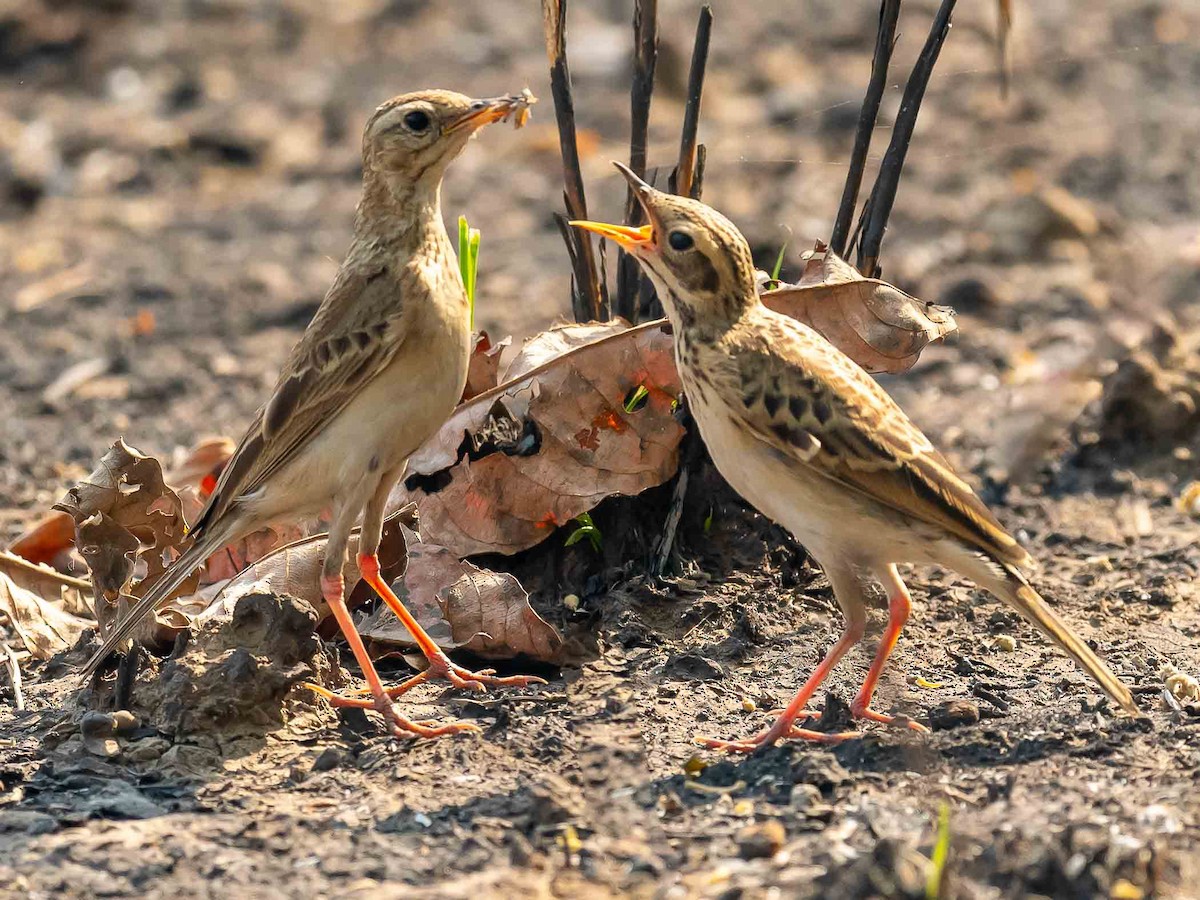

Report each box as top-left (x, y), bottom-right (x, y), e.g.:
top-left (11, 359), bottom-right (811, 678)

top-left (737, 819), bottom-right (787, 860)
top-left (130, 591), bottom-right (323, 736)
top-left (929, 699), bottom-right (982, 730)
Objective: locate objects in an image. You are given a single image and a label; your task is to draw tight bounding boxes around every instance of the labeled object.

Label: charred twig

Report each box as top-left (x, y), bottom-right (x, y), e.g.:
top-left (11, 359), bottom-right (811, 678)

top-left (653, 8), bottom-right (713, 571)
top-left (830, 0), bottom-right (901, 258)
top-left (541, 0), bottom-right (608, 322)
top-left (653, 399), bottom-right (706, 577)
top-left (114, 640), bottom-right (141, 711)
top-left (671, 5), bottom-right (713, 200)
top-left (615, 0), bottom-right (659, 322)
top-left (857, 0), bottom-right (957, 277)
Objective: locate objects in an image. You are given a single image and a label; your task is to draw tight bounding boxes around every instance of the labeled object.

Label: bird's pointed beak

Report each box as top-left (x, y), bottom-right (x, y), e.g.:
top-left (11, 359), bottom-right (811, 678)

top-left (446, 90), bottom-right (537, 133)
top-left (571, 161), bottom-right (662, 250)
top-left (569, 220), bottom-right (654, 250)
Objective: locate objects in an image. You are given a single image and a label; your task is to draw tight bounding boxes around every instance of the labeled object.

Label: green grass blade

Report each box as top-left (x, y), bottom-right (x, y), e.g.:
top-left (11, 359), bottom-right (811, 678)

top-left (770, 240), bottom-right (789, 282)
top-left (925, 802), bottom-right (951, 900)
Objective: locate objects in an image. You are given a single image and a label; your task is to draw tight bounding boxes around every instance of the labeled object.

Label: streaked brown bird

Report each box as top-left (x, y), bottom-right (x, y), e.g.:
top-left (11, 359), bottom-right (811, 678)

top-left (573, 163), bottom-right (1137, 753)
top-left (82, 89), bottom-right (543, 739)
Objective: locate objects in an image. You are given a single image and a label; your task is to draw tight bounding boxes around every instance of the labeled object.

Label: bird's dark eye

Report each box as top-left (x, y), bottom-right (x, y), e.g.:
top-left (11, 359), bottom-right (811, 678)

top-left (403, 110), bottom-right (431, 132)
top-left (668, 231), bottom-right (694, 251)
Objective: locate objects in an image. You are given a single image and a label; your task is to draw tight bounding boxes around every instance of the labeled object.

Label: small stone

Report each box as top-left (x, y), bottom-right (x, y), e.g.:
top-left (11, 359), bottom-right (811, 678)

top-left (741, 697), bottom-right (757, 713)
top-left (562, 593), bottom-right (580, 611)
top-left (929, 699), bottom-right (981, 730)
top-left (993, 634), bottom-right (1017, 652)
top-left (311, 747), bottom-right (346, 772)
top-left (124, 737), bottom-right (170, 762)
top-left (111, 710), bottom-right (140, 733)
top-left (82, 732), bottom-right (121, 757)
top-left (79, 711), bottom-right (116, 738)
top-left (736, 820), bottom-right (786, 860)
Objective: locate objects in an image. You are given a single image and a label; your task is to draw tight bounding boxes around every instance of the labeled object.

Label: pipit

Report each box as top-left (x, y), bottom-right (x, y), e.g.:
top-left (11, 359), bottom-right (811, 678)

top-left (573, 163), bottom-right (1137, 753)
top-left (81, 89), bottom-right (543, 739)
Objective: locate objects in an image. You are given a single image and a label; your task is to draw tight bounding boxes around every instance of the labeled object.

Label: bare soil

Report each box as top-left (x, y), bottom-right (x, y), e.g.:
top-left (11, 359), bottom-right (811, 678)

top-left (2, 1), bottom-right (1199, 898)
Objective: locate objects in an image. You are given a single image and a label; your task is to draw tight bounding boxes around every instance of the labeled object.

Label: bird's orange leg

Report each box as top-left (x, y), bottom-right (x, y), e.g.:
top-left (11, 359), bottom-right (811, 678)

top-left (307, 573), bottom-right (479, 739)
top-left (849, 565), bottom-right (929, 733)
top-left (356, 553), bottom-right (546, 698)
top-left (699, 616), bottom-right (866, 754)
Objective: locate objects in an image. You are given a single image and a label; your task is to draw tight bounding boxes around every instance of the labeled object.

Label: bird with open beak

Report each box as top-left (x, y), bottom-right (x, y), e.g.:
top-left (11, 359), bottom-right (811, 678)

top-left (572, 162), bottom-right (1136, 752)
top-left (81, 89), bottom-right (543, 740)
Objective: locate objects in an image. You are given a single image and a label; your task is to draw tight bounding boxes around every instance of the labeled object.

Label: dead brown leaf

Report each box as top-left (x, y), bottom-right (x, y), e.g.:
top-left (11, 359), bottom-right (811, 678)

top-left (8, 509), bottom-right (77, 566)
top-left (392, 320), bottom-right (684, 557)
top-left (7, 436), bottom-right (235, 570)
top-left (195, 505), bottom-right (561, 663)
top-left (0, 570), bottom-right (91, 660)
top-left (462, 331), bottom-right (510, 401)
top-left (761, 242), bottom-right (957, 374)
top-left (53, 439), bottom-right (195, 636)
top-left (0, 550), bottom-right (91, 617)
top-left (357, 525), bottom-right (563, 663)
top-left (197, 505), bottom-right (420, 624)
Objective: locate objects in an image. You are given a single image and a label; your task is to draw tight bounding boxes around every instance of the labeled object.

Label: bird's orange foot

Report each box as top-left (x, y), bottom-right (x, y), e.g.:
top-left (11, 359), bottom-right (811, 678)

top-left (376, 652), bottom-right (547, 699)
top-left (851, 702), bottom-right (930, 733)
top-left (697, 716), bottom-right (864, 754)
top-left (304, 682), bottom-right (481, 739)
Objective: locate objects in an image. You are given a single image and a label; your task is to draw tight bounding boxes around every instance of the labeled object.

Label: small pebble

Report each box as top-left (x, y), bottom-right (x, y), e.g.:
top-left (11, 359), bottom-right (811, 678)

top-left (929, 699), bottom-right (981, 730)
top-left (993, 634), bottom-right (1017, 652)
top-left (79, 711), bottom-right (116, 738)
top-left (312, 747), bottom-right (346, 772)
top-left (562, 593), bottom-right (580, 611)
top-left (125, 737), bottom-right (170, 762)
top-left (741, 697), bottom-right (757, 713)
top-left (736, 820), bottom-right (786, 860)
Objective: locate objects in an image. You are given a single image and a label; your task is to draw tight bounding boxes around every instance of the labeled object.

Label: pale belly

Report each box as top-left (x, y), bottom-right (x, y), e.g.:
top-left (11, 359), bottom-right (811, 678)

top-left (248, 312), bottom-right (470, 522)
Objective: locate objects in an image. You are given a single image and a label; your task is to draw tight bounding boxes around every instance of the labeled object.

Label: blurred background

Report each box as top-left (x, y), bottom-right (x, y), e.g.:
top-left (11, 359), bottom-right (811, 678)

top-left (2, 0), bottom-right (1198, 540)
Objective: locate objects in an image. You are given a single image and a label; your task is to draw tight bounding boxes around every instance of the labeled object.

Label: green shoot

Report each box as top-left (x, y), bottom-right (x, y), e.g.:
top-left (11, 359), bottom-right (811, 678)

top-left (458, 214), bottom-right (481, 329)
top-left (925, 802), bottom-right (951, 900)
top-left (703, 506), bottom-right (714, 534)
top-left (565, 512), bottom-right (602, 553)
top-left (624, 384), bottom-right (650, 413)
top-left (770, 240), bottom-right (788, 282)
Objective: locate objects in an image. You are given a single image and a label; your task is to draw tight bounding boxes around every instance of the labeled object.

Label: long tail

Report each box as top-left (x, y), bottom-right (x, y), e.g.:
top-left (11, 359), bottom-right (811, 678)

top-left (990, 567), bottom-right (1138, 715)
top-left (78, 518), bottom-right (239, 683)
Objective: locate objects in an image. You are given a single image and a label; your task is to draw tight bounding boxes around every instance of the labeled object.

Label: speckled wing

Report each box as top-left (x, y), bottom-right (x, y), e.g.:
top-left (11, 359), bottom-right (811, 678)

top-left (724, 311), bottom-right (1031, 569)
top-left (191, 261), bottom-right (410, 534)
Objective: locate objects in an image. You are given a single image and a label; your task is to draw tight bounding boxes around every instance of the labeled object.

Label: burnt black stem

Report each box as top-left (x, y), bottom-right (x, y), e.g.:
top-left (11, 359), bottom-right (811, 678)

top-left (672, 5), bottom-right (713, 200)
top-left (542, 0), bottom-right (608, 322)
top-left (857, 0), bottom-right (957, 278)
top-left (830, 0), bottom-right (901, 258)
top-left (616, 0), bottom-right (659, 323)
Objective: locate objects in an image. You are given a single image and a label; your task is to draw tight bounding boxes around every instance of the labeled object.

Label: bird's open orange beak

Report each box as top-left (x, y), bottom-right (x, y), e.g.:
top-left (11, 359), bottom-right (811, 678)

top-left (447, 92), bottom-right (536, 132)
top-left (569, 220), bottom-right (654, 250)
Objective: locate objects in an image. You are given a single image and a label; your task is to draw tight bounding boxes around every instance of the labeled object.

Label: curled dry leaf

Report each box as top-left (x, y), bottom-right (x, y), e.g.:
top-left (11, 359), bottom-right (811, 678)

top-left (195, 504), bottom-right (561, 664)
top-left (0, 571), bottom-right (91, 660)
top-left (391, 320), bottom-right (685, 557)
top-left (0, 550), bottom-right (91, 617)
top-left (197, 505), bottom-right (420, 624)
top-left (462, 331), bottom-right (511, 401)
top-left (357, 525), bottom-right (562, 663)
top-left (7, 436), bottom-right (236, 570)
top-left (760, 242), bottom-right (957, 374)
top-left (53, 439), bottom-right (195, 637)
top-left (8, 510), bottom-right (79, 568)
